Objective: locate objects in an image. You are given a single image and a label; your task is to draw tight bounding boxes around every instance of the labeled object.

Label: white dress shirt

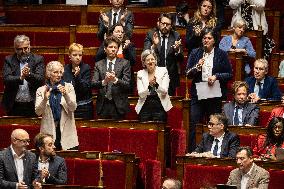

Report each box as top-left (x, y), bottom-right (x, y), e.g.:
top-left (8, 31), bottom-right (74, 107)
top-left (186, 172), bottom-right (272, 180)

top-left (11, 145), bottom-right (25, 182)
top-left (241, 163), bottom-right (255, 189)
top-left (202, 48), bottom-right (214, 81)
top-left (210, 132), bottom-right (225, 158)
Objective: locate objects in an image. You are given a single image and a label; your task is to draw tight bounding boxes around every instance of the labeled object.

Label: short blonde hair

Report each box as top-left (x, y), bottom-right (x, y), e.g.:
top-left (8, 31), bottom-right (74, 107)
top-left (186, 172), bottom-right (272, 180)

top-left (140, 49), bottom-right (158, 67)
top-left (233, 18), bottom-right (247, 29)
top-left (69, 43), bottom-right (83, 54)
top-left (45, 61), bottom-right (64, 79)
top-left (255, 58), bottom-right (268, 70)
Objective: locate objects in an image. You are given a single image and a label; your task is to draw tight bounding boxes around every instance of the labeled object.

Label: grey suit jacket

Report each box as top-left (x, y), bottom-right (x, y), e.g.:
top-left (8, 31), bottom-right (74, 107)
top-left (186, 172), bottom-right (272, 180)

top-left (92, 58), bottom-right (131, 115)
top-left (223, 101), bottom-right (260, 126)
top-left (35, 155), bottom-right (67, 185)
top-left (0, 147), bottom-right (38, 189)
top-left (227, 163), bottom-right (270, 189)
top-left (194, 131), bottom-right (240, 158)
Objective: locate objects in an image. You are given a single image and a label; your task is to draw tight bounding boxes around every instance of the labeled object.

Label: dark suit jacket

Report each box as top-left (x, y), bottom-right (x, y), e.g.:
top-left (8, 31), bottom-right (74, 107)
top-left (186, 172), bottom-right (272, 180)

top-left (194, 131), bottom-right (240, 158)
top-left (186, 47), bottom-right (232, 100)
top-left (227, 163), bottom-right (270, 189)
top-left (2, 53), bottom-right (45, 113)
top-left (92, 58), bottom-right (130, 115)
top-left (63, 62), bottom-right (92, 102)
top-left (223, 101), bottom-right (260, 126)
top-left (245, 76), bottom-right (281, 101)
top-left (144, 28), bottom-right (184, 92)
top-left (97, 8), bottom-right (134, 41)
top-left (0, 147), bottom-right (38, 189)
top-left (95, 42), bottom-right (136, 66)
top-left (35, 155), bottom-right (67, 185)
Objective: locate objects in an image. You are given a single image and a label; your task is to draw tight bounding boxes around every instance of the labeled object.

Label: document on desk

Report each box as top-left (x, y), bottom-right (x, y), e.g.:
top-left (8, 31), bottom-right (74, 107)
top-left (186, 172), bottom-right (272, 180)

top-left (196, 80), bottom-right (222, 100)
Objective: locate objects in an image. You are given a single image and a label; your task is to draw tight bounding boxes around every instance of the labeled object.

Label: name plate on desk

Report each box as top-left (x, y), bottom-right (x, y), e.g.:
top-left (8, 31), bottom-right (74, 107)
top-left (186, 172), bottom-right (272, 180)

top-left (66, 0), bottom-right (87, 5)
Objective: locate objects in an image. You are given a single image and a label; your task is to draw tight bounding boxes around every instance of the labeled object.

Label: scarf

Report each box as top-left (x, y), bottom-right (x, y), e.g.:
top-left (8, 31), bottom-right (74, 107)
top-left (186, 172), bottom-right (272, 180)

top-left (46, 80), bottom-right (65, 122)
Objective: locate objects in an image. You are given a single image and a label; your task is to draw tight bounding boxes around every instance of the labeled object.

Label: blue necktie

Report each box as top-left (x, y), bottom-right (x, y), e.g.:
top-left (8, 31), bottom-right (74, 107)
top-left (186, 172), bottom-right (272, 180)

top-left (213, 139), bottom-right (219, 156)
top-left (257, 82), bottom-right (263, 98)
top-left (233, 106), bottom-right (240, 125)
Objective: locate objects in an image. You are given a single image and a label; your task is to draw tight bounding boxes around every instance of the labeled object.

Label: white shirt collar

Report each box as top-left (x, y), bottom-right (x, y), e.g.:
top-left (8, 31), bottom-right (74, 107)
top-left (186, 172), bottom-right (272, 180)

top-left (10, 145), bottom-right (25, 159)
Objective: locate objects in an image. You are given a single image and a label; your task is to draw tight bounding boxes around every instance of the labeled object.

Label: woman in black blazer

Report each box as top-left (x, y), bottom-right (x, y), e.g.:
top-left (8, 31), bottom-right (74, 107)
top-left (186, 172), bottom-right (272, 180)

top-left (63, 43), bottom-right (93, 119)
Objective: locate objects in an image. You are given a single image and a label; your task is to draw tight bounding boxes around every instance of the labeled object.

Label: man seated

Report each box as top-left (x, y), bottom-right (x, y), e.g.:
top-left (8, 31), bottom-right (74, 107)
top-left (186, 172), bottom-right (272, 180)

top-left (227, 146), bottom-right (270, 189)
top-left (245, 58), bottom-right (281, 103)
top-left (34, 133), bottom-right (67, 184)
top-left (187, 113), bottom-right (240, 158)
top-left (223, 81), bottom-right (260, 126)
top-left (161, 178), bottom-right (181, 189)
top-left (0, 129), bottom-right (41, 189)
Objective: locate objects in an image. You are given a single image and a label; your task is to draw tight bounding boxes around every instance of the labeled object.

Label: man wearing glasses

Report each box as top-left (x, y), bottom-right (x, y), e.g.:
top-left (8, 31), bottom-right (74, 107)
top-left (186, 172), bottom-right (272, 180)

top-left (144, 13), bottom-right (184, 96)
top-left (187, 113), bottom-right (240, 158)
top-left (2, 34), bottom-right (45, 117)
top-left (0, 129), bottom-right (41, 189)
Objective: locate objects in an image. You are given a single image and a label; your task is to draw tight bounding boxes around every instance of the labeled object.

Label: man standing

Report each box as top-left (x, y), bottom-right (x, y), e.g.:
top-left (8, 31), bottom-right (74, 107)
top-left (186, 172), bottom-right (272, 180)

top-left (188, 113), bottom-right (240, 158)
top-left (97, 0), bottom-right (134, 41)
top-left (245, 59), bottom-right (281, 103)
top-left (0, 129), bottom-right (41, 189)
top-left (227, 146), bottom-right (270, 189)
top-left (34, 133), bottom-right (67, 185)
top-left (144, 13), bottom-right (184, 96)
top-left (92, 36), bottom-right (131, 119)
top-left (223, 81), bottom-right (260, 126)
top-left (2, 35), bottom-right (45, 116)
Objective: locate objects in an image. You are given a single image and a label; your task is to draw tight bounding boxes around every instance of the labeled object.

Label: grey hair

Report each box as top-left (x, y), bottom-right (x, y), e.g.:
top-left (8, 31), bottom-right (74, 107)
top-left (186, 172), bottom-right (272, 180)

top-left (14, 35), bottom-right (30, 46)
top-left (45, 61), bottom-right (64, 79)
top-left (163, 178), bottom-right (182, 189)
top-left (140, 49), bottom-right (158, 67)
top-left (233, 18), bottom-right (247, 29)
top-left (255, 58), bottom-right (268, 70)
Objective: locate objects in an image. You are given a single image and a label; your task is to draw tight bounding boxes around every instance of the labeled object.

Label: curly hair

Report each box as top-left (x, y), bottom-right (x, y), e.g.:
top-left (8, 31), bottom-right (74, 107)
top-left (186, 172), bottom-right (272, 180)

top-left (265, 117), bottom-right (284, 148)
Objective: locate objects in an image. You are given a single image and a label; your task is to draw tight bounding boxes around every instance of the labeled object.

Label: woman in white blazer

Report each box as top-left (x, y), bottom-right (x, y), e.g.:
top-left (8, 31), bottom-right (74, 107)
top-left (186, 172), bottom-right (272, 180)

top-left (35, 61), bottom-right (79, 150)
top-left (135, 50), bottom-right (173, 122)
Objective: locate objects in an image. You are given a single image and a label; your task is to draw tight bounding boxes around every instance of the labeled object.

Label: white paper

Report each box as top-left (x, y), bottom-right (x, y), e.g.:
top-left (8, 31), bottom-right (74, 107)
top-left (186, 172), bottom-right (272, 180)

top-left (66, 0), bottom-right (87, 5)
top-left (196, 80), bottom-right (222, 100)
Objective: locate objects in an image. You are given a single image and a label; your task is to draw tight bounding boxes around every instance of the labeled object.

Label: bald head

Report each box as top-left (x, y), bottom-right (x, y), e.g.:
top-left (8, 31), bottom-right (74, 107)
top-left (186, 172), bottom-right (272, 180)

top-left (11, 129), bottom-right (30, 155)
top-left (162, 178), bottom-right (181, 189)
top-left (11, 129), bottom-right (29, 141)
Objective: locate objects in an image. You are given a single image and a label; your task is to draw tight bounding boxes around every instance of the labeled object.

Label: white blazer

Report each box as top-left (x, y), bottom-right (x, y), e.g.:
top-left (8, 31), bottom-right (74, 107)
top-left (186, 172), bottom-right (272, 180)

top-left (229, 0), bottom-right (268, 35)
top-left (135, 67), bottom-right (173, 114)
top-left (35, 82), bottom-right (79, 150)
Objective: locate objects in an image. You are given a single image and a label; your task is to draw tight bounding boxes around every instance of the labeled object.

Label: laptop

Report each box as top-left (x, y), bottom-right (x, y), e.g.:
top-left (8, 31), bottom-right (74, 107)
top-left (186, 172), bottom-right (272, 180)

top-left (216, 184), bottom-right (237, 189)
top-left (275, 148), bottom-right (284, 161)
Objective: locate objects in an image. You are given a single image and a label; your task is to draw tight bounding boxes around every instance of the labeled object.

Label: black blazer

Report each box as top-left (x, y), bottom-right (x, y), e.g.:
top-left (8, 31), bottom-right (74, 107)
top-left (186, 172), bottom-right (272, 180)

top-left (186, 47), bottom-right (232, 100)
top-left (92, 58), bottom-right (130, 115)
top-left (35, 155), bottom-right (67, 185)
top-left (0, 147), bottom-right (38, 189)
top-left (144, 28), bottom-right (184, 91)
top-left (2, 53), bottom-right (45, 113)
top-left (195, 131), bottom-right (240, 158)
top-left (63, 62), bottom-right (92, 102)
top-left (97, 8), bottom-right (134, 41)
top-left (223, 101), bottom-right (260, 126)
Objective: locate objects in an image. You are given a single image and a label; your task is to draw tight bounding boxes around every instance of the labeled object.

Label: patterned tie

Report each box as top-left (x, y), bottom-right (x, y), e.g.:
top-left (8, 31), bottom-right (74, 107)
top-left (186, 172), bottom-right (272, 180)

top-left (159, 35), bottom-right (166, 67)
top-left (213, 139), bottom-right (219, 156)
top-left (233, 106), bottom-right (240, 125)
top-left (105, 62), bottom-right (113, 100)
top-left (113, 12), bottom-right (118, 26)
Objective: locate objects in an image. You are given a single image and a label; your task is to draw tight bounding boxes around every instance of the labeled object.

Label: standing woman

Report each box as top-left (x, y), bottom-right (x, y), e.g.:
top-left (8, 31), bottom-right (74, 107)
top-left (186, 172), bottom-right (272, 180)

top-left (186, 28), bottom-right (232, 152)
top-left (135, 50), bottom-right (172, 122)
top-left (35, 61), bottom-right (79, 150)
top-left (185, 0), bottom-right (222, 55)
top-left (63, 43), bottom-right (93, 119)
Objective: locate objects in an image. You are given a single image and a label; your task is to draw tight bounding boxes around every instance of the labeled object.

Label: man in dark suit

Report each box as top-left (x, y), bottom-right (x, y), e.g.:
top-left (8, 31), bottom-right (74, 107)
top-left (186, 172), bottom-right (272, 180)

top-left (245, 58), bottom-right (281, 103)
top-left (92, 36), bottom-right (131, 119)
top-left (0, 129), bottom-right (41, 189)
top-left (97, 0), bottom-right (134, 41)
top-left (34, 133), bottom-right (67, 184)
top-left (187, 113), bottom-right (240, 158)
top-left (2, 34), bottom-right (45, 117)
top-left (223, 81), bottom-right (260, 126)
top-left (144, 13), bottom-right (184, 96)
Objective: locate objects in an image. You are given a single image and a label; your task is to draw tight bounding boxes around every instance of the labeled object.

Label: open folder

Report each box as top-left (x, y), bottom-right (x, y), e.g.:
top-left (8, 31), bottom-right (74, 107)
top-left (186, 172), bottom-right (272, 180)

top-left (196, 80), bottom-right (222, 100)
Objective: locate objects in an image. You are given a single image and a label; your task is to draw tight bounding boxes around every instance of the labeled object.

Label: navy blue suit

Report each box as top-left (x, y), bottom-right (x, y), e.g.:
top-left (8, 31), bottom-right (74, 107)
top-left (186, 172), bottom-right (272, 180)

top-left (195, 131), bottom-right (240, 158)
top-left (35, 156), bottom-right (67, 185)
top-left (186, 47), bottom-right (232, 152)
top-left (245, 76), bottom-right (281, 101)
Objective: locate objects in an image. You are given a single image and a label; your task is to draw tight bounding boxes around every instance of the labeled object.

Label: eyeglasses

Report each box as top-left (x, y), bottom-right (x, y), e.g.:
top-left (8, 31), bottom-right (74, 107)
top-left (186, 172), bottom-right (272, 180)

top-left (14, 138), bottom-right (30, 144)
top-left (160, 22), bottom-right (171, 27)
top-left (207, 122), bottom-right (221, 127)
